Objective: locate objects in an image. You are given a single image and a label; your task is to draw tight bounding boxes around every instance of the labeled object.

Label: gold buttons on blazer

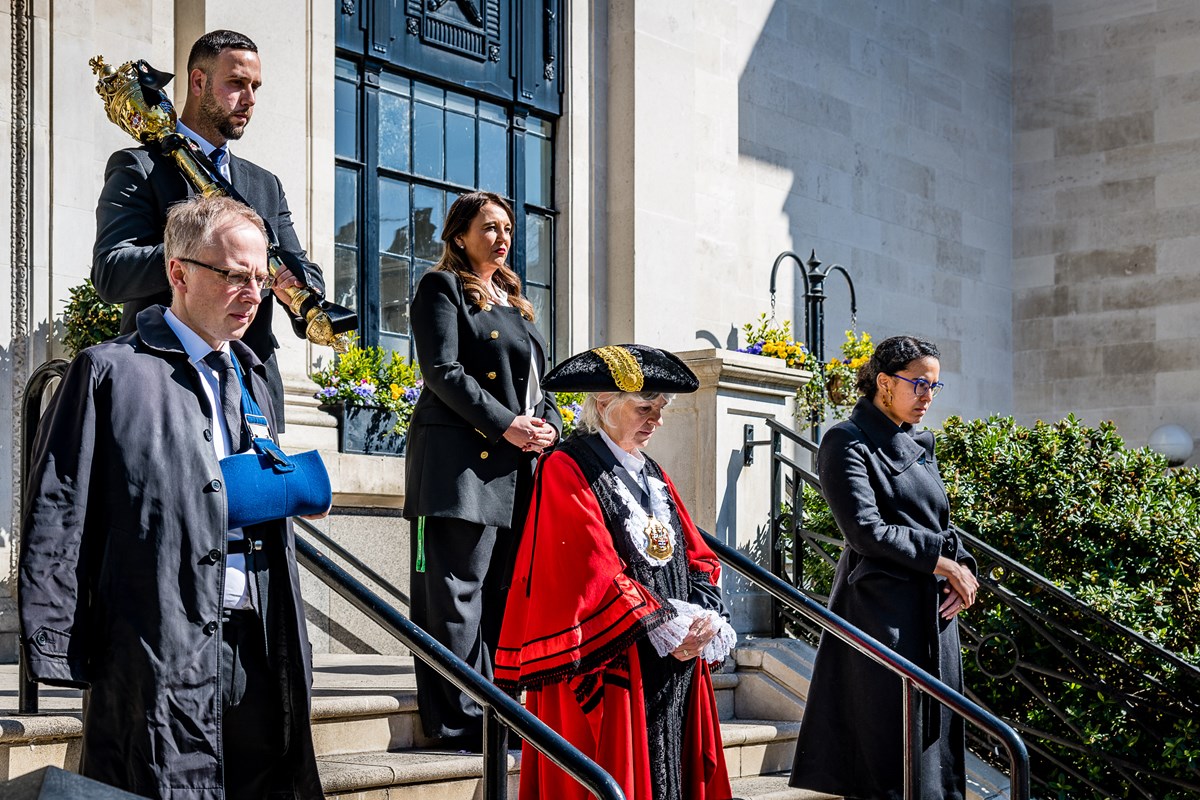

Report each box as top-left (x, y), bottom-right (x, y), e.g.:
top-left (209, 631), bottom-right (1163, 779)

top-left (481, 450), bottom-right (490, 459)
top-left (482, 303), bottom-right (493, 311)
top-left (486, 371), bottom-right (497, 380)
top-left (489, 330), bottom-right (499, 339)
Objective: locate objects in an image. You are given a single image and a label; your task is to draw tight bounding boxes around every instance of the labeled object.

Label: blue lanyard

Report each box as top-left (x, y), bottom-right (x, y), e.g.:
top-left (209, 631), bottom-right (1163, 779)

top-left (229, 354), bottom-right (271, 438)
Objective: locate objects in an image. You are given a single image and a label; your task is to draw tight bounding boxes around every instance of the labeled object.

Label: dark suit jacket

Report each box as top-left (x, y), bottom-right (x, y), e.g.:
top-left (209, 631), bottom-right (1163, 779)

top-left (92, 144), bottom-right (325, 426)
top-left (404, 270), bottom-right (562, 528)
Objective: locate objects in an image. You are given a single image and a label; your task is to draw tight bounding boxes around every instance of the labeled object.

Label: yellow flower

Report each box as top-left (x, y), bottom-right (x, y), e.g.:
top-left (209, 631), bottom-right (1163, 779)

top-left (390, 383), bottom-right (402, 400)
top-left (562, 408), bottom-right (576, 423)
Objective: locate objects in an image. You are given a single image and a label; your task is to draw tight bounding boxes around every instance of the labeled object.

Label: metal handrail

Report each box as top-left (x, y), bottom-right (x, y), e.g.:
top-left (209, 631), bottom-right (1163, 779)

top-left (292, 518), bottom-right (625, 800)
top-left (700, 528), bottom-right (1031, 800)
top-left (300, 521), bottom-right (410, 609)
top-left (18, 358), bottom-right (70, 714)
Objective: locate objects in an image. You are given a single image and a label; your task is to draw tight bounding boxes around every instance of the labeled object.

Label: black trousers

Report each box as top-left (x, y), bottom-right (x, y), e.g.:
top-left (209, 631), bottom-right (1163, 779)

top-left (221, 608), bottom-right (287, 799)
top-left (410, 516), bottom-right (516, 743)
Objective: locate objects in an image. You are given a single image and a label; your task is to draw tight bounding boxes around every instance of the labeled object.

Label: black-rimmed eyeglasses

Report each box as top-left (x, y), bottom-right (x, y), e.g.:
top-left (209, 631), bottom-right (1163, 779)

top-left (889, 374), bottom-right (945, 398)
top-left (179, 257), bottom-right (275, 291)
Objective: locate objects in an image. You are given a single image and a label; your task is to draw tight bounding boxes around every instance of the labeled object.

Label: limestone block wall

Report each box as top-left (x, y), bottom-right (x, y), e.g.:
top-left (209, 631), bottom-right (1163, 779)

top-left (1013, 1), bottom-right (1200, 454)
top-left (590, 0), bottom-right (1014, 427)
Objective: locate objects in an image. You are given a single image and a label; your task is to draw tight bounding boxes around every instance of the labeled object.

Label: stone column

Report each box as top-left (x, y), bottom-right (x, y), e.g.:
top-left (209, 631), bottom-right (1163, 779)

top-left (646, 347), bottom-right (810, 636)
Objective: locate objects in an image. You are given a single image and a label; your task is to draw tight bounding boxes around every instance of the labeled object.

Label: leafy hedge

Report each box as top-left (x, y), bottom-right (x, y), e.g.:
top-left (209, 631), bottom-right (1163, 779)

top-left (938, 414), bottom-right (1200, 663)
top-left (792, 414), bottom-right (1200, 798)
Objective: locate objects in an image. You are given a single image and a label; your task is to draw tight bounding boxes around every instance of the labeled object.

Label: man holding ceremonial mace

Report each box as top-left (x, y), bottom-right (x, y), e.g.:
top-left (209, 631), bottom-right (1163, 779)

top-left (93, 29), bottom-right (324, 429)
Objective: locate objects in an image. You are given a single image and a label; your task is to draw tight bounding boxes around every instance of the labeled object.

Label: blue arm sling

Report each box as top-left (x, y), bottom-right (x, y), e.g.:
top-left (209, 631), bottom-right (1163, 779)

top-left (219, 356), bottom-right (332, 528)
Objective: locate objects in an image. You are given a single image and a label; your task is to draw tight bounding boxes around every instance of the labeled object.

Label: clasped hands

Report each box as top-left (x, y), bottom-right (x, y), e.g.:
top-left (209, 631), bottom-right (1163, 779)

top-left (503, 415), bottom-right (557, 454)
top-left (671, 614), bottom-right (719, 662)
top-left (934, 556), bottom-right (980, 620)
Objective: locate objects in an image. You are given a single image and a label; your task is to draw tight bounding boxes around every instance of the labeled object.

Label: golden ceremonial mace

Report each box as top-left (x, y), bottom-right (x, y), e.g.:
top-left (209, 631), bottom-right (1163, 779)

top-left (89, 56), bottom-right (356, 353)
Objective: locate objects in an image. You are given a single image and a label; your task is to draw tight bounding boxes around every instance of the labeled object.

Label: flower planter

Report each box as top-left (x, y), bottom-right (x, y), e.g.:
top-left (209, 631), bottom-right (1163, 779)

top-left (325, 405), bottom-right (406, 457)
top-left (826, 372), bottom-right (854, 406)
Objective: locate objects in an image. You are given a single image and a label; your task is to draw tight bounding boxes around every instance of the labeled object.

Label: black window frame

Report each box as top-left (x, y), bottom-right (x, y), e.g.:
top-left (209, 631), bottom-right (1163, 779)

top-left (334, 0), bottom-right (563, 360)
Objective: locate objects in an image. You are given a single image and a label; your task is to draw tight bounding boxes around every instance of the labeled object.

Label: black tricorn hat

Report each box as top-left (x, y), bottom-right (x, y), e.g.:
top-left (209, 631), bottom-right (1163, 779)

top-left (542, 344), bottom-right (700, 394)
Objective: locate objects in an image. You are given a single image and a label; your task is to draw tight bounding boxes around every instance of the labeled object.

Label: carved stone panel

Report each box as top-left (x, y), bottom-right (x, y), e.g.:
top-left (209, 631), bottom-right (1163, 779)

top-left (405, 0), bottom-right (502, 62)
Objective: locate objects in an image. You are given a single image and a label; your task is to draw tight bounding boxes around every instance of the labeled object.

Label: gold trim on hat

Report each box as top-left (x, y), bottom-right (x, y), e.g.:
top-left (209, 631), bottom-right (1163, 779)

top-left (595, 346), bottom-right (645, 392)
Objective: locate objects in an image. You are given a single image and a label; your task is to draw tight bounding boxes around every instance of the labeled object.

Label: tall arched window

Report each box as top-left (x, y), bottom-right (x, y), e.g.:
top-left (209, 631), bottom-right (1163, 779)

top-left (334, 0), bottom-right (562, 357)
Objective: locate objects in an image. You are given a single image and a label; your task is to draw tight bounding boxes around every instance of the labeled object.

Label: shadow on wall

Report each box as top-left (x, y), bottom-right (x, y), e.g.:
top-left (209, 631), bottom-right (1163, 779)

top-left (1, 340), bottom-right (11, 553)
top-left (693, 327), bottom-right (739, 351)
top-left (737, 1), bottom-right (880, 341)
top-left (4, 322), bottom-right (62, 556)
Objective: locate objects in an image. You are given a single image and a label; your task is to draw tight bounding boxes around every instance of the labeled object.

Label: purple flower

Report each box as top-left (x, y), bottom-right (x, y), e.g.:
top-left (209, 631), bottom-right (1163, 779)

top-left (316, 386), bottom-right (338, 401)
top-left (352, 383), bottom-right (377, 400)
top-left (737, 341), bottom-right (765, 355)
top-left (403, 386), bottom-right (422, 403)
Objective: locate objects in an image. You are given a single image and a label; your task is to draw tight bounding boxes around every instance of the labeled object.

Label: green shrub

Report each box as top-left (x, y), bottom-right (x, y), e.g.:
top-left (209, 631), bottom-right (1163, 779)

top-left (937, 414), bottom-right (1200, 660)
top-left (63, 280), bottom-right (122, 357)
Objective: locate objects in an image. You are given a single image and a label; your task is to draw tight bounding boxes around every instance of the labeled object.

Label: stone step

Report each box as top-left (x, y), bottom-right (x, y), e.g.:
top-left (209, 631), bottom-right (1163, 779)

top-left (0, 656), bottom-right (741, 776)
top-left (729, 772), bottom-right (840, 799)
top-left (319, 718), bottom-right (800, 799)
top-left (310, 668), bottom-right (739, 757)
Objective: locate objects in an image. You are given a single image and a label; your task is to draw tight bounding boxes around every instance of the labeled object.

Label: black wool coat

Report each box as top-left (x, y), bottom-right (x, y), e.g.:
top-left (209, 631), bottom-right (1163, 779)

top-left (19, 306), bottom-right (321, 800)
top-left (790, 398), bottom-right (976, 800)
top-left (404, 269), bottom-right (562, 529)
top-left (92, 144), bottom-right (325, 427)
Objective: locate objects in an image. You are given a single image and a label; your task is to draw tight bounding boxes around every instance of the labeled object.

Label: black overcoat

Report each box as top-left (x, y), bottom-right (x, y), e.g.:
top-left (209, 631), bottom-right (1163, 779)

top-left (789, 398), bottom-right (976, 800)
top-left (19, 306), bottom-right (322, 800)
top-left (92, 144), bottom-right (325, 426)
top-left (404, 269), bottom-right (562, 528)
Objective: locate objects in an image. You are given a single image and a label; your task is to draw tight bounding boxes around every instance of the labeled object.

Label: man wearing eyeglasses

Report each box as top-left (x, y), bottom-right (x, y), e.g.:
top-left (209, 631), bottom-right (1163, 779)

top-left (22, 195), bottom-right (323, 800)
top-left (92, 29), bottom-right (322, 429)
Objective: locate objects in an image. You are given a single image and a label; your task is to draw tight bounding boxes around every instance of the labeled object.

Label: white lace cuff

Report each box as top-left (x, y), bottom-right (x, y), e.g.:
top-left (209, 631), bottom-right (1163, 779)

top-left (645, 599), bottom-right (737, 663)
top-left (646, 609), bottom-right (692, 657)
top-left (700, 614), bottom-right (737, 664)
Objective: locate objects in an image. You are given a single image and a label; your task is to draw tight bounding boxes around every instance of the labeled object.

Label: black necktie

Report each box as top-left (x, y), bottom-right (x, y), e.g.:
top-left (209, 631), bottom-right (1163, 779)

top-left (203, 350), bottom-right (246, 453)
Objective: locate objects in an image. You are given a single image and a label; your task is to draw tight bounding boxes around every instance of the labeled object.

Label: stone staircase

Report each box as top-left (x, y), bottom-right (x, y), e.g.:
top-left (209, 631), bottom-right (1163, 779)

top-left (0, 640), bottom-right (1011, 799)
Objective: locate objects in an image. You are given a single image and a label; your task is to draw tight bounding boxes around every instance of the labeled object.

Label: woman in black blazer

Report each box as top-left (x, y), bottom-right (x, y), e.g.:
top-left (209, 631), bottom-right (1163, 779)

top-left (789, 336), bottom-right (979, 800)
top-left (404, 191), bottom-right (562, 748)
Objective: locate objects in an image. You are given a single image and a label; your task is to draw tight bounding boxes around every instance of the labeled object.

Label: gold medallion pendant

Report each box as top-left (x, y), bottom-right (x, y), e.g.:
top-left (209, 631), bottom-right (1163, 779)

top-left (644, 516), bottom-right (674, 560)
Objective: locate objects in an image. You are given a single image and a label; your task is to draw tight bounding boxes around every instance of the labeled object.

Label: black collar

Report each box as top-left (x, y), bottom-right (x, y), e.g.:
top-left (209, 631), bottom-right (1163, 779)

top-left (848, 397), bottom-right (932, 473)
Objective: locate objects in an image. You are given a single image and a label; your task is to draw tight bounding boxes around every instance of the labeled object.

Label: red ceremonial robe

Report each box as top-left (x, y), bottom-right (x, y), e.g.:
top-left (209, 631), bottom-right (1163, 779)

top-left (495, 448), bottom-right (732, 800)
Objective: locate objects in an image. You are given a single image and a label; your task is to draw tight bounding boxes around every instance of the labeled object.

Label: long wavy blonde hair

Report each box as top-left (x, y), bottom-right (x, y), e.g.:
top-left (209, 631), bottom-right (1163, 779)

top-left (435, 191), bottom-right (534, 321)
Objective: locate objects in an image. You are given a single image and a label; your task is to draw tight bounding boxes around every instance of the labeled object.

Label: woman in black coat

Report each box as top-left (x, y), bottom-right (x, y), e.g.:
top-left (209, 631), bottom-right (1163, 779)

top-left (404, 191), bottom-right (562, 748)
top-left (789, 336), bottom-right (979, 800)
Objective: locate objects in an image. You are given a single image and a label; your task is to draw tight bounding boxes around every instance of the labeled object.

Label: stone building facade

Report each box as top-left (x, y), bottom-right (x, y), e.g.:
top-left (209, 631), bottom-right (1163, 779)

top-left (3, 0), bottom-right (1198, 652)
top-left (1013, 0), bottom-right (1200, 444)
